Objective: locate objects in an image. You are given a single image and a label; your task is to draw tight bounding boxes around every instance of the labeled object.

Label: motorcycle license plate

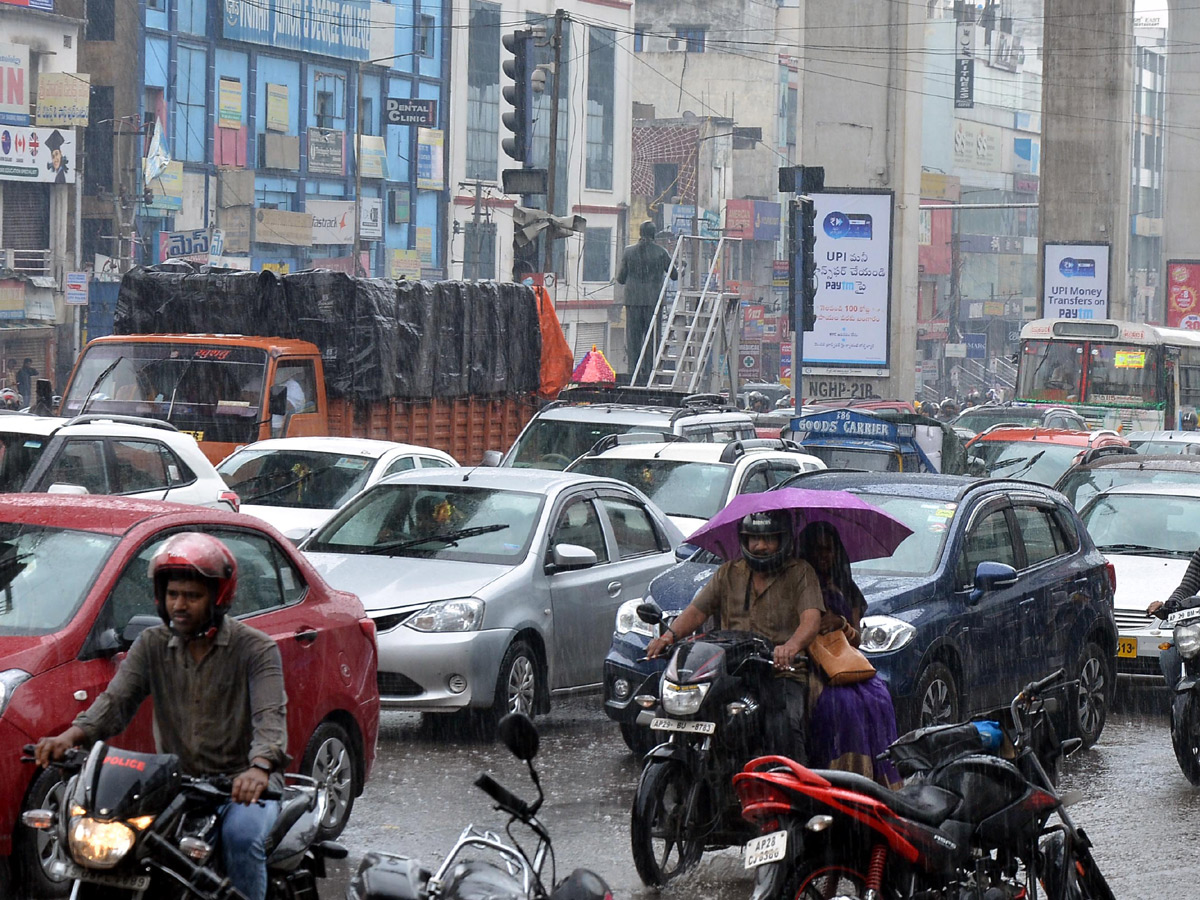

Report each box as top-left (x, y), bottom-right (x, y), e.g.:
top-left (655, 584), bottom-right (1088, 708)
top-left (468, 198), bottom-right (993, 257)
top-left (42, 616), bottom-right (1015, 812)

top-left (1168, 608), bottom-right (1200, 627)
top-left (649, 717), bottom-right (715, 735)
top-left (1117, 637), bottom-right (1137, 658)
top-left (59, 860), bottom-right (151, 891)
top-left (744, 830), bottom-right (788, 868)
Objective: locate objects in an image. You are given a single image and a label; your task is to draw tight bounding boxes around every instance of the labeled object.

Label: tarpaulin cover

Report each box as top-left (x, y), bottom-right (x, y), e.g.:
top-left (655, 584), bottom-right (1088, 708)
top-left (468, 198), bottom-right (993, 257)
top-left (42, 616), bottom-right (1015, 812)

top-left (113, 265), bottom-right (548, 400)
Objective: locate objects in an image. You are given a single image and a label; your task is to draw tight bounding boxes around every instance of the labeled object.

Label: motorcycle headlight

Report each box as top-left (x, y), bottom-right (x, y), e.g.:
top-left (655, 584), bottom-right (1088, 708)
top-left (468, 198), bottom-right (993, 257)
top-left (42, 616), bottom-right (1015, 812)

top-left (859, 615), bottom-right (916, 653)
top-left (405, 598), bottom-right (484, 633)
top-left (1175, 622), bottom-right (1200, 660)
top-left (615, 597), bottom-right (656, 637)
top-left (0, 669), bottom-right (31, 716)
top-left (661, 681), bottom-right (709, 716)
top-left (69, 816), bottom-right (136, 868)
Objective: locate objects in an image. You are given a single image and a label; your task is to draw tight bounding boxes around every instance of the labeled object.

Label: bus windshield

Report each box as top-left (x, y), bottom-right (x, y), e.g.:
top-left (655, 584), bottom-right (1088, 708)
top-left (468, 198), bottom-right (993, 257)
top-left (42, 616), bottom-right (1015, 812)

top-left (1017, 339), bottom-right (1160, 406)
top-left (1084, 344), bottom-right (1159, 405)
top-left (1017, 339), bottom-right (1084, 402)
top-left (62, 342), bottom-right (268, 444)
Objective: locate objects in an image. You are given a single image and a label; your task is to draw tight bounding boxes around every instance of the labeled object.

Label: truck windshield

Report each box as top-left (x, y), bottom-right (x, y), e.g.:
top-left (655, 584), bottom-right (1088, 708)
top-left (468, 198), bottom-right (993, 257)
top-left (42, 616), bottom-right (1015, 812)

top-left (803, 445), bottom-right (901, 472)
top-left (62, 343), bottom-right (268, 444)
top-left (507, 420), bottom-right (673, 470)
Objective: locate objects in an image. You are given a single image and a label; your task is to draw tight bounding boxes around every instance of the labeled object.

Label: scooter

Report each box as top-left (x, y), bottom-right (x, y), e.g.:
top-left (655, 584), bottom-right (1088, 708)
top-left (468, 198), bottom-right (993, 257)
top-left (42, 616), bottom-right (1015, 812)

top-left (347, 713), bottom-right (611, 900)
top-left (1152, 594), bottom-right (1200, 784)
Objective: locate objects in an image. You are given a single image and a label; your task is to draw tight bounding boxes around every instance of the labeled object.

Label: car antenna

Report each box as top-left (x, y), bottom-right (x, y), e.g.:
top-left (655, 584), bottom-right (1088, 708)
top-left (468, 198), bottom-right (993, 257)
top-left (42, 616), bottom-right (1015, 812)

top-left (79, 355), bottom-right (124, 415)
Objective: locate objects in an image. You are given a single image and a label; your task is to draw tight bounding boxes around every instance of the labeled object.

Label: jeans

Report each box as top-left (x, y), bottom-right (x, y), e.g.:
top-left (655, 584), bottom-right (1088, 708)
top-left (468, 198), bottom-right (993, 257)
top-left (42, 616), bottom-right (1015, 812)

top-left (219, 799), bottom-right (279, 900)
top-left (763, 676), bottom-right (809, 765)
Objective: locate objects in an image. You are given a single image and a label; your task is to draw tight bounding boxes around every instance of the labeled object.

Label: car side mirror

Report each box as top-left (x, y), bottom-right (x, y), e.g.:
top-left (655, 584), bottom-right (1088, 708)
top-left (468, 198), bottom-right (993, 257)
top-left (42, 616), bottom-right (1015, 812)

top-left (969, 561), bottom-right (1019, 603)
top-left (122, 614), bottom-right (161, 645)
top-left (94, 627), bottom-right (124, 655)
top-left (283, 526), bottom-right (314, 545)
top-left (480, 450), bottom-right (503, 467)
top-left (497, 712), bottom-right (539, 761)
top-left (675, 542), bottom-right (698, 562)
top-left (549, 543), bottom-right (597, 571)
top-left (269, 385), bottom-right (289, 417)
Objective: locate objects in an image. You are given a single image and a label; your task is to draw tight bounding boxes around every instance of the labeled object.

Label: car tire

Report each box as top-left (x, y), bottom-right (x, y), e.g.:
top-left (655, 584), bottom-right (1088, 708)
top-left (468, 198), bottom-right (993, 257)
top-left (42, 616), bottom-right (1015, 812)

top-left (915, 661), bottom-right (960, 729)
top-left (1074, 641), bottom-right (1109, 749)
top-left (492, 639), bottom-right (540, 724)
top-left (300, 721), bottom-right (358, 841)
top-left (17, 766), bottom-right (71, 899)
top-left (619, 721), bottom-right (658, 758)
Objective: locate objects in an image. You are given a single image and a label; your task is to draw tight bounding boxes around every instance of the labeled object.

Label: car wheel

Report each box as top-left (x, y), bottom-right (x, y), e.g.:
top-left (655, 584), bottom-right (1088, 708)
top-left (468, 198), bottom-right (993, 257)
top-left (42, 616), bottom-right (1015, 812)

top-left (1074, 641), bottom-right (1109, 749)
top-left (17, 766), bottom-right (71, 899)
top-left (493, 639), bottom-right (539, 723)
top-left (619, 721), bottom-right (659, 758)
top-left (915, 661), bottom-right (960, 728)
top-left (301, 721), bottom-right (358, 840)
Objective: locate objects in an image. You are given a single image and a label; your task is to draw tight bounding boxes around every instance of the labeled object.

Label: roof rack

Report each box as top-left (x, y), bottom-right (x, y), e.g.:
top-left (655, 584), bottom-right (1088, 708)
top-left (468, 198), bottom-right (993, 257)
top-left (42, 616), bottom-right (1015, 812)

top-left (557, 384), bottom-right (733, 410)
top-left (64, 414), bottom-right (180, 432)
top-left (584, 432), bottom-right (688, 457)
top-left (1079, 445), bottom-right (1137, 466)
top-left (718, 438), bottom-right (804, 464)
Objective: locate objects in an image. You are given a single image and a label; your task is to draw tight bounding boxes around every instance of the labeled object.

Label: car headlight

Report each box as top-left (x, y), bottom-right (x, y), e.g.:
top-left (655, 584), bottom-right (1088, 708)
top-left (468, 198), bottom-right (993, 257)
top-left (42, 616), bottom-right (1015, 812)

top-left (69, 816), bottom-right (136, 868)
top-left (661, 681), bottom-right (709, 716)
top-left (859, 616), bottom-right (916, 654)
top-left (615, 597), bottom-right (655, 637)
top-left (1175, 622), bottom-right (1200, 660)
top-left (0, 669), bottom-right (31, 716)
top-left (405, 598), bottom-right (484, 633)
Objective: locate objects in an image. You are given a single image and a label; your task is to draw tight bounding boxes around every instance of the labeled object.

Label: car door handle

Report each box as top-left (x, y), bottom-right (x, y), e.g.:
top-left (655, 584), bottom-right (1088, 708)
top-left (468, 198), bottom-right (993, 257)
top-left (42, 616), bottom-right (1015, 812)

top-left (607, 581), bottom-right (622, 597)
top-left (1019, 597), bottom-right (1037, 606)
top-left (294, 629), bottom-right (318, 645)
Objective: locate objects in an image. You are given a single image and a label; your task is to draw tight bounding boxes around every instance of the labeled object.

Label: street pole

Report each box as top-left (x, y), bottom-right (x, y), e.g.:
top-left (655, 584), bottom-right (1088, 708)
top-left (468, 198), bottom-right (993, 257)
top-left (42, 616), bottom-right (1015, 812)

top-left (354, 62), bottom-right (364, 276)
top-left (471, 180), bottom-right (483, 280)
top-left (542, 8), bottom-right (565, 276)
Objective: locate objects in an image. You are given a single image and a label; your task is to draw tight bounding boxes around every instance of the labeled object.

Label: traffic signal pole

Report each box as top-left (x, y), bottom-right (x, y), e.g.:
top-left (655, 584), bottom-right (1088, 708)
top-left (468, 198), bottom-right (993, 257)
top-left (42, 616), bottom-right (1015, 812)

top-left (543, 9), bottom-right (565, 276)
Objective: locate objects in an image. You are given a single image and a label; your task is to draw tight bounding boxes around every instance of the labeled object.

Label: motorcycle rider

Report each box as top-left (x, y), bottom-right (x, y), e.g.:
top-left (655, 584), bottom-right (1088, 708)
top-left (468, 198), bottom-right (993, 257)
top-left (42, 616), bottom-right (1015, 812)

top-left (34, 533), bottom-right (287, 900)
top-left (1146, 550), bottom-right (1200, 687)
top-left (646, 510), bottom-right (824, 760)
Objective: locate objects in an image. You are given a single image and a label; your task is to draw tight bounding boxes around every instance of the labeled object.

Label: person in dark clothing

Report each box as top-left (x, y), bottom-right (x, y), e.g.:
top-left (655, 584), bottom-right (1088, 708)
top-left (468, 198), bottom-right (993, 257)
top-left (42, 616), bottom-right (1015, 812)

top-left (16, 358), bottom-right (37, 405)
top-left (616, 221), bottom-right (678, 376)
top-left (1146, 554), bottom-right (1200, 687)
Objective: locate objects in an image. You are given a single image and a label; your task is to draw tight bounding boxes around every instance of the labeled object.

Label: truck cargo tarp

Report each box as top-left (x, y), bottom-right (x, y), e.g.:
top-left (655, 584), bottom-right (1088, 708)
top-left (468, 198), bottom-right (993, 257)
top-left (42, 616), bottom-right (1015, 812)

top-left (113, 266), bottom-right (557, 400)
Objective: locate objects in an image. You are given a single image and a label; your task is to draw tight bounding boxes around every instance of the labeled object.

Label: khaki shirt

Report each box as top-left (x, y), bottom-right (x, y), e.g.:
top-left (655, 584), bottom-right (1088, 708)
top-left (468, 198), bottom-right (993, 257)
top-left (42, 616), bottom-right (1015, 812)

top-left (692, 558), bottom-right (824, 645)
top-left (74, 617), bottom-right (288, 777)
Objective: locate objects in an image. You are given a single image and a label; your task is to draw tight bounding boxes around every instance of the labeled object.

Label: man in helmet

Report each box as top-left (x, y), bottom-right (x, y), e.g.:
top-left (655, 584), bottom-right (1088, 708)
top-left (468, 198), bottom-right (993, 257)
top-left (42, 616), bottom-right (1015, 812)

top-left (34, 533), bottom-right (287, 900)
top-left (644, 510), bottom-right (824, 759)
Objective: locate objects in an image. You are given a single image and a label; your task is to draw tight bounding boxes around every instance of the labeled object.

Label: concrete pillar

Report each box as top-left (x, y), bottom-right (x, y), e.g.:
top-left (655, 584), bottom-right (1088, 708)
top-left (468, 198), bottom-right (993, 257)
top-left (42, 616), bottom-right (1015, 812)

top-left (798, 0), bottom-right (924, 401)
top-left (1162, 2), bottom-right (1200, 280)
top-left (1040, 0), bottom-right (1134, 320)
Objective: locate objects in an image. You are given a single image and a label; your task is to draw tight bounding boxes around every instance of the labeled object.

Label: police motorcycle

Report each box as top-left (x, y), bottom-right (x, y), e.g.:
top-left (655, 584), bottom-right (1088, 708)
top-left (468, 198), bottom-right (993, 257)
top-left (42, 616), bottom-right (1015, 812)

top-left (346, 712), bottom-right (612, 900)
top-left (1152, 594), bottom-right (1200, 784)
top-left (21, 741), bottom-right (345, 899)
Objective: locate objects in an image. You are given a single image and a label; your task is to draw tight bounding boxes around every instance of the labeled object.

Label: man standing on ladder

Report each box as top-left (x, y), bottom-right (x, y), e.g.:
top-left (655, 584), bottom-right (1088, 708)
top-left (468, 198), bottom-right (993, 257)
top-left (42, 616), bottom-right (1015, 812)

top-left (616, 221), bottom-right (678, 379)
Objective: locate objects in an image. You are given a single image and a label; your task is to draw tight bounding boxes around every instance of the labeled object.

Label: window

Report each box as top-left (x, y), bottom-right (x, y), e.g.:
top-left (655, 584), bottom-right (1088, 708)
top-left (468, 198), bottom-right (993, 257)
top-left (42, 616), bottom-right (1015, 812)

top-left (549, 499), bottom-right (608, 562)
top-left (39, 439), bottom-right (109, 494)
top-left (739, 465), bottom-right (771, 494)
top-left (633, 26), bottom-right (645, 53)
top-left (175, 45), bottom-right (208, 162)
top-left (316, 91), bottom-right (335, 130)
top-left (420, 456), bottom-right (454, 469)
top-left (582, 227), bottom-right (611, 282)
top-left (216, 530), bottom-right (298, 614)
top-left (272, 362), bottom-right (316, 415)
top-left (601, 497), bottom-right (661, 558)
top-left (360, 97), bottom-right (375, 137)
top-left (675, 27), bottom-right (706, 52)
top-left (111, 440), bottom-right (170, 494)
top-left (85, 86), bottom-right (114, 195)
top-left (1012, 506), bottom-right (1069, 567)
top-left (416, 13), bottom-right (436, 56)
top-left (462, 221), bottom-right (497, 280)
top-left (178, 0), bottom-right (207, 35)
top-left (466, 1), bottom-right (501, 181)
top-left (586, 28), bottom-right (615, 190)
top-left (957, 508), bottom-right (1017, 587)
top-left (383, 456), bottom-right (416, 477)
top-left (87, 0), bottom-right (115, 40)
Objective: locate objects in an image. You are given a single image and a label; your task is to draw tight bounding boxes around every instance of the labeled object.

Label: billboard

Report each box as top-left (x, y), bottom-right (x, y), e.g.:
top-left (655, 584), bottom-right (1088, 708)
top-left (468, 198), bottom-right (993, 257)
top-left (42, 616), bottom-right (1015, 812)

top-left (1042, 242), bottom-right (1110, 320)
top-left (799, 190), bottom-right (894, 368)
top-left (222, 0), bottom-right (372, 60)
top-left (1166, 260), bottom-right (1200, 329)
top-left (0, 125), bottom-right (75, 183)
top-left (0, 43), bottom-right (30, 126)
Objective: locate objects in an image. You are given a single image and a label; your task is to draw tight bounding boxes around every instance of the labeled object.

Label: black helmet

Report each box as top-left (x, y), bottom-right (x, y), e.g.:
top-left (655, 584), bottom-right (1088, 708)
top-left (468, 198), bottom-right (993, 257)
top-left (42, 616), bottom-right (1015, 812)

top-left (738, 511), bottom-right (792, 573)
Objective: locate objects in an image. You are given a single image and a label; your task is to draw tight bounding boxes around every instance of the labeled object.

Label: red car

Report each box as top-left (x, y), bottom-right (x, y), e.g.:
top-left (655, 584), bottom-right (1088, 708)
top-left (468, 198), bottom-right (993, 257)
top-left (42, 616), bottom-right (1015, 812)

top-left (0, 495), bottom-right (379, 898)
top-left (966, 426), bottom-right (1131, 485)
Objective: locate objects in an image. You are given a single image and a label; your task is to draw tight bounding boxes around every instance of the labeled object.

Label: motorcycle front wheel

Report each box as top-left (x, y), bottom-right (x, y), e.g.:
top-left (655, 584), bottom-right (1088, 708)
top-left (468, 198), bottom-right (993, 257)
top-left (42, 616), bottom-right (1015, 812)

top-left (1171, 691), bottom-right (1200, 785)
top-left (630, 760), bottom-right (704, 886)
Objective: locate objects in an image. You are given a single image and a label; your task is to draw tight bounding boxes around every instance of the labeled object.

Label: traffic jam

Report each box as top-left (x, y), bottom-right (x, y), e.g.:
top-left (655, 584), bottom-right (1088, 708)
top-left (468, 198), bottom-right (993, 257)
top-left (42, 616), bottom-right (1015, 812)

top-left (0, 276), bottom-right (1196, 900)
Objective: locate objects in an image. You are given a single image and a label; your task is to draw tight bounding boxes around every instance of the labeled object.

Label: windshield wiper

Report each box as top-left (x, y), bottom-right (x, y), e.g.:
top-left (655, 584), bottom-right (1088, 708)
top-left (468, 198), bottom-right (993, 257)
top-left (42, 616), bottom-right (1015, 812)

top-left (988, 450), bottom-right (1045, 478)
top-left (364, 523), bottom-right (511, 555)
top-left (239, 465), bottom-right (340, 503)
top-left (1097, 542), bottom-right (1189, 558)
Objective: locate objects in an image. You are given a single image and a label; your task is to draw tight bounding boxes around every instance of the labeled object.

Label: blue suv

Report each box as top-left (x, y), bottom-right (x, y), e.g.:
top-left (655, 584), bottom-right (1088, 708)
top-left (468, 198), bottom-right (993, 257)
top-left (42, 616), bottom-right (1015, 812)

top-left (603, 472), bottom-right (1118, 755)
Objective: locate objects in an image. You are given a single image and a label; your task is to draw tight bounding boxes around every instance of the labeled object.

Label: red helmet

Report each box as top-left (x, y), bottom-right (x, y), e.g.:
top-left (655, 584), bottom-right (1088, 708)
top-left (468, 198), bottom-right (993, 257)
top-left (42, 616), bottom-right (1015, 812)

top-left (149, 532), bottom-right (238, 628)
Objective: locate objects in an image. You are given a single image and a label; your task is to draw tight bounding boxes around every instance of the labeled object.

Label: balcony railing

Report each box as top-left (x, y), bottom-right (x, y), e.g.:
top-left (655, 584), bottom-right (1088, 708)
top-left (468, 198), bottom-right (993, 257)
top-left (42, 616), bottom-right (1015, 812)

top-left (0, 248), bottom-right (53, 279)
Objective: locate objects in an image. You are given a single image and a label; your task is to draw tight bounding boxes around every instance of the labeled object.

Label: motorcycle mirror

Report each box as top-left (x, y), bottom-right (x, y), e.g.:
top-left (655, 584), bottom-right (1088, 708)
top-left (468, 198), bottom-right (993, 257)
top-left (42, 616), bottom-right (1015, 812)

top-left (635, 601), bottom-right (663, 626)
top-left (497, 713), bottom-right (539, 761)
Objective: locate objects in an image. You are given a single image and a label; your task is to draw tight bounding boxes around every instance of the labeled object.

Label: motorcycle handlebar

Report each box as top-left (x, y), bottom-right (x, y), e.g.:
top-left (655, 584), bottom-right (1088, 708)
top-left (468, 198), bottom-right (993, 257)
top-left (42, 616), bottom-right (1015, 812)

top-left (1022, 668), bottom-right (1066, 699)
top-left (474, 773), bottom-right (531, 820)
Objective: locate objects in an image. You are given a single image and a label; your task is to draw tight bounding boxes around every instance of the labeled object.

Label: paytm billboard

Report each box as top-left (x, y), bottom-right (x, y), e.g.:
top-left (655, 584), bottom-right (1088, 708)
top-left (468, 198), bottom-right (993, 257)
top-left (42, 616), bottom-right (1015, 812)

top-left (1042, 242), bottom-right (1110, 320)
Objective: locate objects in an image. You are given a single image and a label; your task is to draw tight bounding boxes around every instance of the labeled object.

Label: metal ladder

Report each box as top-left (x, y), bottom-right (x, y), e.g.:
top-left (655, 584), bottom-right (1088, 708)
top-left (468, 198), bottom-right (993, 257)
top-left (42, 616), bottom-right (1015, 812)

top-left (630, 234), bottom-right (741, 393)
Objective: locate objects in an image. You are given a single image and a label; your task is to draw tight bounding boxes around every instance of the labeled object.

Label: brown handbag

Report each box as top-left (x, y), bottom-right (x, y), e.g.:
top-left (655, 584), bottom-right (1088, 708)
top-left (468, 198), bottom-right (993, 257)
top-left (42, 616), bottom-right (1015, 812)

top-left (808, 628), bottom-right (876, 686)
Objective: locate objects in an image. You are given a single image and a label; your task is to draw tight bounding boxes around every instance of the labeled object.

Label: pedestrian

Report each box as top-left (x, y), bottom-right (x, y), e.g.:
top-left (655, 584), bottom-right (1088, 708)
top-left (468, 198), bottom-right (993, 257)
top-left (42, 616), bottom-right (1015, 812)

top-left (616, 221), bottom-right (678, 376)
top-left (15, 358), bottom-right (36, 405)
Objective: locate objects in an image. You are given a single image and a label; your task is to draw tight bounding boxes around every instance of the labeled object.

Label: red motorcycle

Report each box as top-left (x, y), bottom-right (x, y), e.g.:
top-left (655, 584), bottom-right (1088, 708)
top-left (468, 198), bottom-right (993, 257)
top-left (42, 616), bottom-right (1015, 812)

top-left (733, 669), bottom-right (1114, 900)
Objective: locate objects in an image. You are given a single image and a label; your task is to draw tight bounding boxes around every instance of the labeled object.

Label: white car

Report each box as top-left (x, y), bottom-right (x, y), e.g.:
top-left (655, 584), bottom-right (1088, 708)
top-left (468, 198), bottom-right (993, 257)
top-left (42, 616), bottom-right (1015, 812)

top-left (1078, 483), bottom-right (1200, 681)
top-left (565, 435), bottom-right (825, 535)
top-left (218, 436), bottom-right (458, 538)
top-left (0, 413), bottom-right (238, 509)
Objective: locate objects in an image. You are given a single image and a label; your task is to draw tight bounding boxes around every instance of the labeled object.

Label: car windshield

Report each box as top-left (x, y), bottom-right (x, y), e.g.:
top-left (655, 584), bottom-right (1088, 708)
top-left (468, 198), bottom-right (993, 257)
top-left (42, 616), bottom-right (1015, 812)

top-left (219, 448), bottom-right (375, 509)
top-left (970, 440), bottom-right (1083, 485)
top-left (307, 483), bottom-right (545, 563)
top-left (1080, 494), bottom-right (1200, 558)
top-left (1057, 465), bottom-right (1200, 509)
top-left (0, 430), bottom-right (50, 492)
top-left (0, 524), bottom-right (118, 634)
top-left (953, 409), bottom-right (1044, 432)
top-left (803, 445), bottom-right (901, 472)
top-left (569, 458), bottom-right (734, 520)
top-left (1128, 439), bottom-right (1200, 457)
top-left (849, 493), bottom-right (957, 577)
top-left (508, 420), bottom-right (673, 470)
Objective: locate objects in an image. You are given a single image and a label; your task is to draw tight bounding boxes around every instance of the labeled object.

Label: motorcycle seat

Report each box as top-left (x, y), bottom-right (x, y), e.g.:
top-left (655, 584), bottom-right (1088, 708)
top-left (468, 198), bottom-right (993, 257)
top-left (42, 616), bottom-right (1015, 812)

top-left (819, 770), bottom-right (960, 827)
top-left (265, 789), bottom-right (315, 855)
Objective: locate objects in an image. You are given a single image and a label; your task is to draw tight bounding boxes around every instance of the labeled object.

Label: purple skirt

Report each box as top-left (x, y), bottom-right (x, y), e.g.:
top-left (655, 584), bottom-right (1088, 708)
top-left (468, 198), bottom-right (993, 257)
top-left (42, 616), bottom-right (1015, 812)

top-left (808, 673), bottom-right (901, 787)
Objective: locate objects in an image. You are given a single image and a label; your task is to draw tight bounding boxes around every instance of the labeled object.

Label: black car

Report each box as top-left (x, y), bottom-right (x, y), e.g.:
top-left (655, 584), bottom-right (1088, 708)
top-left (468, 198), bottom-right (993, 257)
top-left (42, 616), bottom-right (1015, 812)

top-left (603, 471), bottom-right (1119, 753)
top-left (1053, 453), bottom-right (1200, 510)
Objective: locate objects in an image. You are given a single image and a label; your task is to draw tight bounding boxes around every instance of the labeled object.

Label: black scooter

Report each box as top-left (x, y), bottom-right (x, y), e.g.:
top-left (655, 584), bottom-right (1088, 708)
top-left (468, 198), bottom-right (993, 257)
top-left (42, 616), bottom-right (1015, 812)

top-left (1153, 594), bottom-right (1200, 784)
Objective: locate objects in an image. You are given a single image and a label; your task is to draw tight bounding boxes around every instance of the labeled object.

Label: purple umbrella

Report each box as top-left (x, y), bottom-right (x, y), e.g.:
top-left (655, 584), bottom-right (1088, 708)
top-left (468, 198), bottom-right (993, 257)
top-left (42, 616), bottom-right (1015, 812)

top-left (685, 488), bottom-right (913, 563)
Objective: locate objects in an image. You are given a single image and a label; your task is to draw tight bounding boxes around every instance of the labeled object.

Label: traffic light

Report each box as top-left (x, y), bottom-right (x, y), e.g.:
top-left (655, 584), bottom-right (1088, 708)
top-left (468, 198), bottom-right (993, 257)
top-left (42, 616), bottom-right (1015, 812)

top-left (143, 186), bottom-right (154, 207)
top-left (501, 29), bottom-right (533, 163)
top-left (797, 198), bottom-right (818, 332)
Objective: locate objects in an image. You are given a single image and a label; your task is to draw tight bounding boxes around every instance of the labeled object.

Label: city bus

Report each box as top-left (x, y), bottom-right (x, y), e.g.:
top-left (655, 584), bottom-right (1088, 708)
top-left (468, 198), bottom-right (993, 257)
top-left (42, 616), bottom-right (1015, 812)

top-left (1015, 318), bottom-right (1200, 431)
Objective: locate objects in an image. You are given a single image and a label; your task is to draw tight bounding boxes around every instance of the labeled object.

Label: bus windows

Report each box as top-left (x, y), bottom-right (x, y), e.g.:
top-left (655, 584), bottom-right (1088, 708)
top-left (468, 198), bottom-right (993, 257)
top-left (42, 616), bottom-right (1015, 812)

top-left (1084, 345), bottom-right (1158, 405)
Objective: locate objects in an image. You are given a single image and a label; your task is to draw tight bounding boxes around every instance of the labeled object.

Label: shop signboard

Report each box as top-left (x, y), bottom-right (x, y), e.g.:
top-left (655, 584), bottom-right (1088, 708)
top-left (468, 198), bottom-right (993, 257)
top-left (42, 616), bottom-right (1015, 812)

top-left (0, 125), bottom-right (75, 183)
top-left (222, 0), bottom-right (372, 60)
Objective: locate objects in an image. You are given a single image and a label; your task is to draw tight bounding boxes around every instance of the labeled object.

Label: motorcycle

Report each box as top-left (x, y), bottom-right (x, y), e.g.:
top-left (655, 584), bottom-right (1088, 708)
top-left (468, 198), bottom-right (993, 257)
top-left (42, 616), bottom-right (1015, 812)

top-left (21, 741), bottom-right (346, 899)
top-left (1152, 594), bottom-right (1200, 784)
top-left (628, 602), bottom-right (797, 888)
top-left (346, 712), bottom-right (611, 900)
top-left (733, 669), bottom-right (1115, 900)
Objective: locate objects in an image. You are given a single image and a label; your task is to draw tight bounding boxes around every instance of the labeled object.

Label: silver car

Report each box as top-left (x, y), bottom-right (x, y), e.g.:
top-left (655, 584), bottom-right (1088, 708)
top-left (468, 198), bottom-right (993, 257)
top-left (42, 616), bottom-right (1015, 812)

top-left (302, 468), bottom-right (683, 724)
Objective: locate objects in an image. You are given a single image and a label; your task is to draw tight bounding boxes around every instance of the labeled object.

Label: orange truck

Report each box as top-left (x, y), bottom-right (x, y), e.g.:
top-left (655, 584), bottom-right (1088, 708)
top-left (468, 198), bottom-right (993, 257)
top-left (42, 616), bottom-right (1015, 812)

top-left (59, 276), bottom-right (573, 465)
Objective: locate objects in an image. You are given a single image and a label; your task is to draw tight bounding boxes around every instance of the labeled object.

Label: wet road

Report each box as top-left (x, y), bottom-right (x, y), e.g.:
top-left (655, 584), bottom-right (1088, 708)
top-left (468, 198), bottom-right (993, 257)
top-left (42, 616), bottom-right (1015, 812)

top-left (324, 683), bottom-right (1196, 899)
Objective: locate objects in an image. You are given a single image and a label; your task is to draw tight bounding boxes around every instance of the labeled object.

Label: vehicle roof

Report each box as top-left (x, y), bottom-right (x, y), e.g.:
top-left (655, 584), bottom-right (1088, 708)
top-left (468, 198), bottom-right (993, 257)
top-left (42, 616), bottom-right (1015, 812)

top-left (954, 404), bottom-right (1079, 420)
top-left (219, 436), bottom-right (457, 461)
top-left (780, 469), bottom-right (1060, 504)
top-left (579, 442), bottom-right (813, 464)
top-left (87, 334), bottom-right (320, 353)
top-left (0, 414), bottom-right (68, 436)
top-left (530, 404), bottom-right (752, 427)
top-left (967, 427), bottom-right (1125, 447)
top-left (1064, 453), bottom-right (1200, 473)
top-left (1126, 431), bottom-right (1200, 443)
top-left (0, 493), bottom-right (252, 535)
top-left (375, 466), bottom-right (631, 492)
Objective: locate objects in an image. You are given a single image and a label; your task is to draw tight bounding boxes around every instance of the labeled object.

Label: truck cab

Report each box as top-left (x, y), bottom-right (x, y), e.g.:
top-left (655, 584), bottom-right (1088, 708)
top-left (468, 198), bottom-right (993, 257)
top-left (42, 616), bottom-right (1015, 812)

top-left (786, 408), bottom-right (962, 473)
top-left (60, 334), bottom-right (328, 464)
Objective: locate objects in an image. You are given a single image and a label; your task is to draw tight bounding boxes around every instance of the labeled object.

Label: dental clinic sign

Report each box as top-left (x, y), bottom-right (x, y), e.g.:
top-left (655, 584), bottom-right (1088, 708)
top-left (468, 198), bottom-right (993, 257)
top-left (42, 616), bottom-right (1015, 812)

top-left (223, 0), bottom-right (372, 60)
top-left (1042, 242), bottom-right (1110, 320)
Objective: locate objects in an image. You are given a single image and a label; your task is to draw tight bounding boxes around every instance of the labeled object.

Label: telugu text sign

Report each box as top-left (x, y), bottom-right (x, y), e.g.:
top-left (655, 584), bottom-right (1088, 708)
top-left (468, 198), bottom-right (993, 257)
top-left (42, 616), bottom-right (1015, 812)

top-left (35, 73), bottom-right (90, 127)
top-left (1042, 242), bottom-right (1110, 320)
